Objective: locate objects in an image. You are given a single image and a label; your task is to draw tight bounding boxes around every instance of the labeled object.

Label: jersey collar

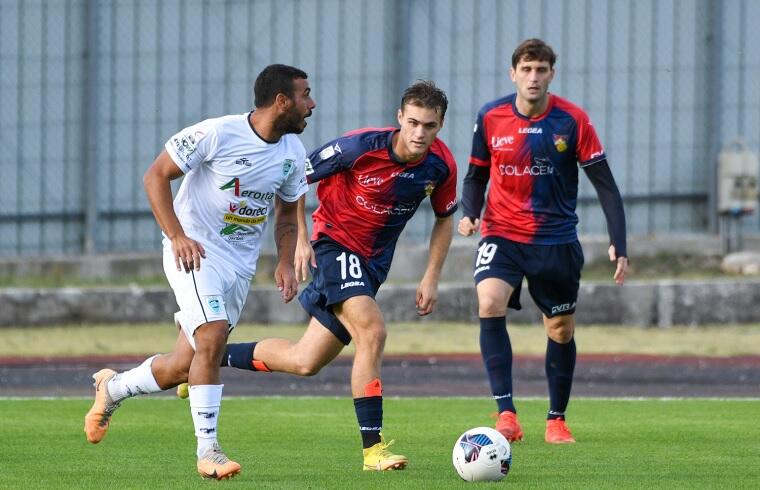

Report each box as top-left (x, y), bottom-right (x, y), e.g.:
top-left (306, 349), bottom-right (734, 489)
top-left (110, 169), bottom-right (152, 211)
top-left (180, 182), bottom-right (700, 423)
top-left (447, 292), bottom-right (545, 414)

top-left (386, 129), bottom-right (427, 166)
top-left (247, 111), bottom-right (280, 144)
top-left (510, 93), bottom-right (555, 122)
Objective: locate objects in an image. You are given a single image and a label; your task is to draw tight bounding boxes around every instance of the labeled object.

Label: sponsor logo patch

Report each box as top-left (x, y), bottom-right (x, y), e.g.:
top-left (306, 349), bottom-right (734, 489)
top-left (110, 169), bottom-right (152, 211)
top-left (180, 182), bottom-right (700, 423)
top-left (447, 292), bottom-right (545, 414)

top-left (491, 135), bottom-right (514, 148)
top-left (340, 281), bottom-right (365, 290)
top-left (551, 302), bottom-right (576, 315)
top-left (318, 143), bottom-right (341, 161)
top-left (206, 296), bottom-right (223, 315)
top-left (172, 133), bottom-right (198, 162)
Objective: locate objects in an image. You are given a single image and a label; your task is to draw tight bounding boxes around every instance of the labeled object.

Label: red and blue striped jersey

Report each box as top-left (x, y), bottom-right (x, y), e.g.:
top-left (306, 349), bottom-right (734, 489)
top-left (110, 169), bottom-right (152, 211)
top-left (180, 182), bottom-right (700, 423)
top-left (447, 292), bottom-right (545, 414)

top-left (306, 127), bottom-right (458, 280)
top-left (470, 93), bottom-right (606, 244)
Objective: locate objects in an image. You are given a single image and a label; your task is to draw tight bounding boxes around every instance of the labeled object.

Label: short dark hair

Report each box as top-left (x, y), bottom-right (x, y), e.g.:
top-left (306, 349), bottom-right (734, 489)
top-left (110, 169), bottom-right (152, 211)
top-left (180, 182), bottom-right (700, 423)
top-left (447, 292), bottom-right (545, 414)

top-left (400, 80), bottom-right (448, 119)
top-left (511, 38), bottom-right (557, 68)
top-left (253, 64), bottom-right (308, 108)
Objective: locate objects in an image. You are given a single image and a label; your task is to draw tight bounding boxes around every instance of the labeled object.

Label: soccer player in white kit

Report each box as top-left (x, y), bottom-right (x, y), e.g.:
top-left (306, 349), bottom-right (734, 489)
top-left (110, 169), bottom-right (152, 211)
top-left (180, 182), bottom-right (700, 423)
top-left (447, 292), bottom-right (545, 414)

top-left (83, 64), bottom-right (316, 480)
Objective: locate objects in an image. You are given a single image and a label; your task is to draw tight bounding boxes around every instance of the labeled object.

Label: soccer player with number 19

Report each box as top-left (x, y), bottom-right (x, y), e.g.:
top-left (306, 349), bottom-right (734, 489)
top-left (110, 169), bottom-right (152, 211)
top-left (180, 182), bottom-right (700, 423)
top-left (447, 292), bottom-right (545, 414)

top-left (224, 80), bottom-right (458, 471)
top-left (458, 39), bottom-right (628, 444)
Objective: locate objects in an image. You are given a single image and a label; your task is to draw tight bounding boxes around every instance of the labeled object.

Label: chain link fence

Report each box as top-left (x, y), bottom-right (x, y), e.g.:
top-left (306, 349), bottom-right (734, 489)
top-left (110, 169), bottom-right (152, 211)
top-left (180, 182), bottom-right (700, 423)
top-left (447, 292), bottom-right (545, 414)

top-left (1, 0), bottom-right (759, 256)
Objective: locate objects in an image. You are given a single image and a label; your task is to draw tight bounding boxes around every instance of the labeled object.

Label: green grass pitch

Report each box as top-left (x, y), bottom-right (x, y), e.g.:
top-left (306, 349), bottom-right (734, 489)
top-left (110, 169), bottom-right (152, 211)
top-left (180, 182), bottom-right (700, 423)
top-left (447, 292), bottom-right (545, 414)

top-left (1, 398), bottom-right (758, 489)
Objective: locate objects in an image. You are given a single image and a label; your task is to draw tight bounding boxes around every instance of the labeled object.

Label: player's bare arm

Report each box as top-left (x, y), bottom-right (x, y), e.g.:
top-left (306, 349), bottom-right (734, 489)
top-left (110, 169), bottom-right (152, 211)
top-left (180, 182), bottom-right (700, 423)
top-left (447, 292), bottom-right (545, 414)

top-left (143, 150), bottom-right (205, 273)
top-left (274, 196), bottom-right (299, 302)
top-left (416, 215), bottom-right (453, 316)
top-left (294, 194), bottom-right (316, 282)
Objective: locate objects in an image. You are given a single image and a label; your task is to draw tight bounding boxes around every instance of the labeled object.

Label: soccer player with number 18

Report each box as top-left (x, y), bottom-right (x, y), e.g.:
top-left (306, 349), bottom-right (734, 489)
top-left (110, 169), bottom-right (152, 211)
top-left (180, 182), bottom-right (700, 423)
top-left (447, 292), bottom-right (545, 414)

top-left (223, 80), bottom-right (458, 471)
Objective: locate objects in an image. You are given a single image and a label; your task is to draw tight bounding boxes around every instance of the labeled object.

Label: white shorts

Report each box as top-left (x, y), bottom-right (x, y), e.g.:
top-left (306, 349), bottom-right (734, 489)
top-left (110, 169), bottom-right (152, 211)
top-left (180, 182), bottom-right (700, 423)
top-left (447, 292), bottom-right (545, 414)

top-left (163, 246), bottom-right (250, 350)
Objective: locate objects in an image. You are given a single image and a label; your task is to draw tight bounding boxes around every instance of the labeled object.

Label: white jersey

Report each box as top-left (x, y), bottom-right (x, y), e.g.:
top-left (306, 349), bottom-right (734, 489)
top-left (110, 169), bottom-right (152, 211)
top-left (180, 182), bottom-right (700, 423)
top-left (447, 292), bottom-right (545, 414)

top-left (164, 112), bottom-right (308, 280)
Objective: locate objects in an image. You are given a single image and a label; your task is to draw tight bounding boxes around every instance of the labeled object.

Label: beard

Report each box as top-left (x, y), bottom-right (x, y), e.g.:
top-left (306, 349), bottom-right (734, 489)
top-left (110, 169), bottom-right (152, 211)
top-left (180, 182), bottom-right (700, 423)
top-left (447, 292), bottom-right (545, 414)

top-left (274, 109), bottom-right (308, 135)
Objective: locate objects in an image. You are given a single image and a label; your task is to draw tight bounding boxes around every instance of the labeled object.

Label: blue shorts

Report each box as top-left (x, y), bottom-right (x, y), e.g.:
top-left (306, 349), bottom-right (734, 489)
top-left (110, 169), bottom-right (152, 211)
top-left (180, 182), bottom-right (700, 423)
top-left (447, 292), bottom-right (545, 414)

top-left (298, 238), bottom-right (381, 345)
top-left (473, 236), bottom-right (584, 318)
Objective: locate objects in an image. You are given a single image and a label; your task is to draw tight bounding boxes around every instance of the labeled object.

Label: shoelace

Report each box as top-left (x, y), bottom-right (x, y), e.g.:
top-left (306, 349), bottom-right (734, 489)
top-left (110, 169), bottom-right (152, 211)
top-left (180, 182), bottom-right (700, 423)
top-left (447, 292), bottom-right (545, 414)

top-left (94, 378), bottom-right (120, 425)
top-left (376, 439), bottom-right (396, 457)
top-left (549, 422), bottom-right (572, 437)
top-left (203, 445), bottom-right (230, 465)
top-left (97, 403), bottom-right (120, 427)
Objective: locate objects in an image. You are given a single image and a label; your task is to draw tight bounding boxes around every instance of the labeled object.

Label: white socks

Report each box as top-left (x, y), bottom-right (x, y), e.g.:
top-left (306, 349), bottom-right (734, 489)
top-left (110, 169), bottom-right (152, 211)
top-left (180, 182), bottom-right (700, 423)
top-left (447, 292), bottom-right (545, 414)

top-left (190, 384), bottom-right (224, 458)
top-left (107, 355), bottom-right (162, 403)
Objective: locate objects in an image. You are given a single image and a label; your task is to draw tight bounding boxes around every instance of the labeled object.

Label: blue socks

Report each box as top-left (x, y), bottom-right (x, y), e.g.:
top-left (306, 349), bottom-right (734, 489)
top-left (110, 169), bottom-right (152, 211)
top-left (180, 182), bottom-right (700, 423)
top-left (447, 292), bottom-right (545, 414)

top-left (221, 342), bottom-right (257, 369)
top-left (354, 397), bottom-right (383, 448)
top-left (546, 337), bottom-right (576, 420)
top-left (479, 316), bottom-right (516, 413)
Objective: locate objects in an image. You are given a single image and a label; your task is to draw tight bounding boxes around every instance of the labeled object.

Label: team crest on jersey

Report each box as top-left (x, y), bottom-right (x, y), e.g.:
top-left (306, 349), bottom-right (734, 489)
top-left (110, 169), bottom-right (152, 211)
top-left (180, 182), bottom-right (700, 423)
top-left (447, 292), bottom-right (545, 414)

top-left (553, 134), bottom-right (568, 152)
top-left (282, 159), bottom-right (295, 176)
top-left (424, 182), bottom-right (435, 196)
top-left (304, 157), bottom-right (314, 175)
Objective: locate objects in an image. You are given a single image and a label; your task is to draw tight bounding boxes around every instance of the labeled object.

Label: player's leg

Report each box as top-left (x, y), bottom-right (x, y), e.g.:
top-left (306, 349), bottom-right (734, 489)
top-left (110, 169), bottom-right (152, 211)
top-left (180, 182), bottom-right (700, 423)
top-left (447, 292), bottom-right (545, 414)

top-left (188, 319), bottom-right (241, 480)
top-left (167, 256), bottom-right (242, 479)
top-left (542, 312), bottom-right (577, 444)
top-left (84, 327), bottom-right (194, 444)
top-left (476, 277), bottom-right (523, 442)
top-left (473, 237), bottom-right (524, 442)
top-left (525, 240), bottom-right (583, 444)
top-left (223, 316), bottom-right (345, 375)
top-left (334, 295), bottom-right (407, 471)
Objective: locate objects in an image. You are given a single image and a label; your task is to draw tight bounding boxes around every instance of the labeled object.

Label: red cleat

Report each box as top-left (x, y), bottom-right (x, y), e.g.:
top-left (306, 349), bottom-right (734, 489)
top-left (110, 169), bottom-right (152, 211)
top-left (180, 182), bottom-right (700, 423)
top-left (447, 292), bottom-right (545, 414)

top-left (545, 418), bottom-right (576, 444)
top-left (495, 411), bottom-right (524, 442)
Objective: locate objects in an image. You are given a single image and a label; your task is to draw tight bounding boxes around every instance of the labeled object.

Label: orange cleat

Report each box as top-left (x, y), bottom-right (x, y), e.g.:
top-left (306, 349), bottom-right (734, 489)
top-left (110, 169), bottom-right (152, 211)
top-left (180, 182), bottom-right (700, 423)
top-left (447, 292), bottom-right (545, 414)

top-left (197, 443), bottom-right (242, 480)
top-left (545, 418), bottom-right (576, 444)
top-left (84, 369), bottom-right (120, 443)
top-left (495, 411), bottom-right (524, 442)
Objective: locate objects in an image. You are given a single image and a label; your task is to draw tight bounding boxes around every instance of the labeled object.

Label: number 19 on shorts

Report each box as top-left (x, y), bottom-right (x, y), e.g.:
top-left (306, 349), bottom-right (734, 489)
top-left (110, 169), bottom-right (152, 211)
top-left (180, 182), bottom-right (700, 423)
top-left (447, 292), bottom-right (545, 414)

top-left (476, 242), bottom-right (497, 266)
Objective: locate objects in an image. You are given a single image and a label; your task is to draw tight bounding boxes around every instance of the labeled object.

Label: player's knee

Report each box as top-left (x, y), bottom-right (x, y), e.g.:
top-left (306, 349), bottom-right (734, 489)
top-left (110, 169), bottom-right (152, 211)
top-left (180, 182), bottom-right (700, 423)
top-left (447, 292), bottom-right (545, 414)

top-left (478, 294), bottom-right (507, 317)
top-left (194, 322), bottom-right (229, 350)
top-left (545, 317), bottom-right (574, 343)
top-left (293, 359), bottom-right (324, 377)
top-left (353, 323), bottom-right (387, 350)
top-left (169, 365), bottom-right (189, 384)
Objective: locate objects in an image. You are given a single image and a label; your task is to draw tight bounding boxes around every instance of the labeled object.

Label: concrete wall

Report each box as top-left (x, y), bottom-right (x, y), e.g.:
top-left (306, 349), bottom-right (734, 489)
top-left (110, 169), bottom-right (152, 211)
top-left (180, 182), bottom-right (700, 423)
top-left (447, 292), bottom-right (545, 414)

top-left (2, 233), bottom-right (754, 284)
top-left (3, 279), bottom-right (759, 328)
top-left (4, 0), bottom-right (760, 257)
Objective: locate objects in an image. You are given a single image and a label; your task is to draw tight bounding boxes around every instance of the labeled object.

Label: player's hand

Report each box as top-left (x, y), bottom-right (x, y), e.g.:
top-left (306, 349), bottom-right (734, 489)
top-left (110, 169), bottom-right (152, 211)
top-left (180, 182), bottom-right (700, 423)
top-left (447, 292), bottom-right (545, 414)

top-left (608, 244), bottom-right (629, 285)
top-left (275, 262), bottom-right (298, 303)
top-left (294, 235), bottom-right (316, 282)
top-left (171, 233), bottom-right (206, 273)
top-left (415, 277), bottom-right (438, 316)
top-left (457, 217), bottom-right (480, 237)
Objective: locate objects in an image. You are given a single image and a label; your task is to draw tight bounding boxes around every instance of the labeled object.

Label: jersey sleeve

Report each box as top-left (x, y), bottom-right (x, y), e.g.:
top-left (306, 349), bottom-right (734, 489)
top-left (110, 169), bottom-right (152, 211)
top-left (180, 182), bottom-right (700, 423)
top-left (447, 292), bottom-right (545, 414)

top-left (430, 142), bottom-right (459, 217)
top-left (164, 120), bottom-right (219, 173)
top-left (305, 135), bottom-right (362, 184)
top-left (277, 139), bottom-right (309, 202)
top-left (468, 109), bottom-right (491, 167)
top-left (576, 112), bottom-right (606, 167)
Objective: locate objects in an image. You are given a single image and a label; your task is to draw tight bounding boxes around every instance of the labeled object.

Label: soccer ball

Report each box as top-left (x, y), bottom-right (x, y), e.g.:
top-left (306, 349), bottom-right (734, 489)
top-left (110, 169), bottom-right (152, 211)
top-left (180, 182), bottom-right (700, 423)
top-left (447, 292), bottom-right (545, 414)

top-left (452, 427), bottom-right (512, 482)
